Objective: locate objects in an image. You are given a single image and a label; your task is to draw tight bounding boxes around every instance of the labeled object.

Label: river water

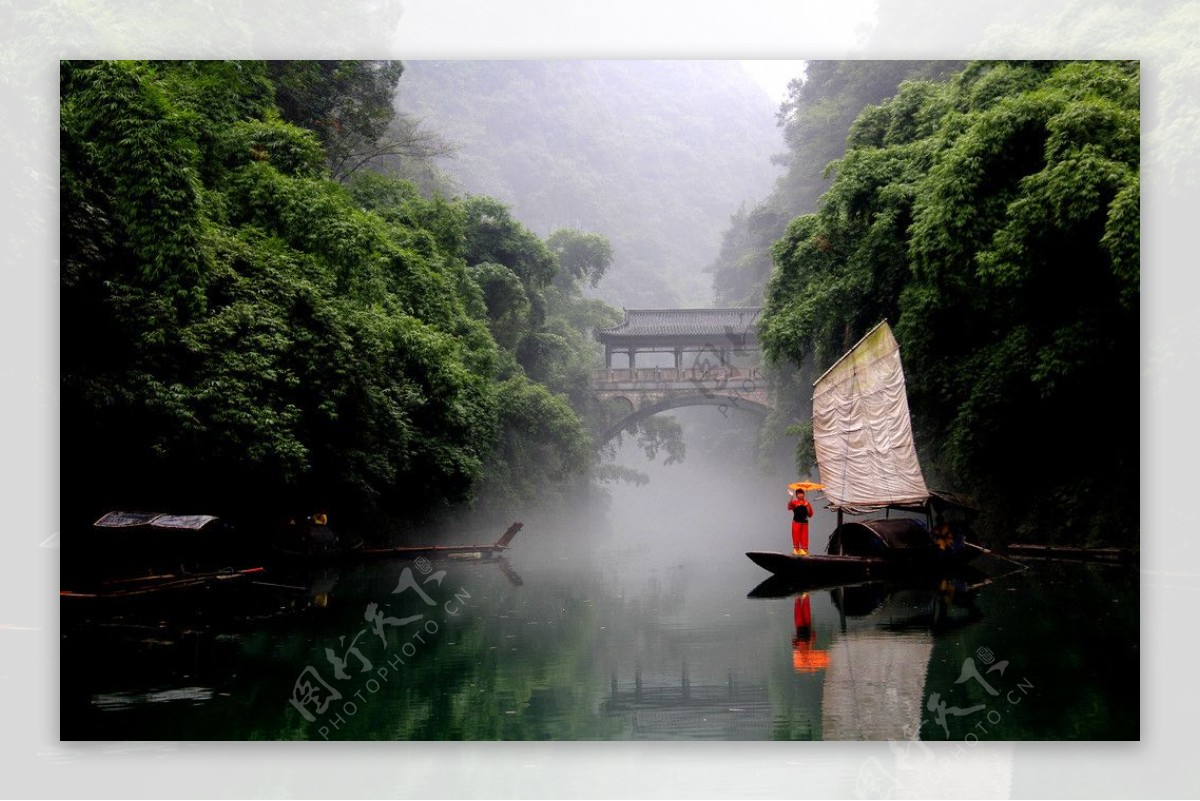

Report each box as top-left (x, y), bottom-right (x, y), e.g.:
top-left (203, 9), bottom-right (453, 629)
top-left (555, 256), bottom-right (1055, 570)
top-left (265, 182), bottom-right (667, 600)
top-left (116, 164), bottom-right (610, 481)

top-left (60, 418), bottom-right (1138, 742)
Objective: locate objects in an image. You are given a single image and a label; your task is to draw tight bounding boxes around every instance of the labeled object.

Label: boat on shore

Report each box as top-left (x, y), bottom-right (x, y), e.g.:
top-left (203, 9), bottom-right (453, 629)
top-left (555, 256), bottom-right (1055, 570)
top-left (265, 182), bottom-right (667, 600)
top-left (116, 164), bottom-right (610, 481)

top-left (748, 322), bottom-right (978, 581)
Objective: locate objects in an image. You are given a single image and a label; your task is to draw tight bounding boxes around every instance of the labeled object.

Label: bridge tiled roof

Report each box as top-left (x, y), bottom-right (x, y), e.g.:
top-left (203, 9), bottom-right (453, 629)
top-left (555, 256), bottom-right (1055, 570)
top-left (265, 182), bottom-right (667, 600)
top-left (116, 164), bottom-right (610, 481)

top-left (597, 308), bottom-right (761, 341)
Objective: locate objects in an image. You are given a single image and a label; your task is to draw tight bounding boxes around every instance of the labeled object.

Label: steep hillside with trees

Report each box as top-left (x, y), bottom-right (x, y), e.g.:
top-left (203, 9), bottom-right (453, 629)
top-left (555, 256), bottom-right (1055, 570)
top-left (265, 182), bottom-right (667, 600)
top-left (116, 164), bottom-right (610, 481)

top-left (61, 60), bottom-right (622, 532)
top-left (393, 60), bottom-right (782, 307)
top-left (709, 61), bottom-right (962, 307)
top-left (758, 60), bottom-right (1139, 545)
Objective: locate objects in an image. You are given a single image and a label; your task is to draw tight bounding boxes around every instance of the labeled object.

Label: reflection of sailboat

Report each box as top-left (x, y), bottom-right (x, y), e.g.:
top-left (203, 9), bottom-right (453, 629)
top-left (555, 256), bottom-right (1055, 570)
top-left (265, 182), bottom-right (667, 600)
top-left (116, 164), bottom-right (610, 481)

top-left (822, 614), bottom-right (933, 740)
top-left (833, 579), bottom-right (984, 633)
top-left (757, 579), bottom-right (987, 740)
top-left (822, 578), bottom-right (1004, 743)
top-left (748, 322), bottom-right (977, 581)
top-left (821, 582), bottom-right (979, 741)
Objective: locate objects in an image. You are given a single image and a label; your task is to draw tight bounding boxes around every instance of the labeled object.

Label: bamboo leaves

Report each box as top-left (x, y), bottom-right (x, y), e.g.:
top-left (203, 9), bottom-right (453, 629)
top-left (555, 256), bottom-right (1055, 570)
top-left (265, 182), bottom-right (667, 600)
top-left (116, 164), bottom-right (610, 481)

top-left (761, 60), bottom-right (1140, 544)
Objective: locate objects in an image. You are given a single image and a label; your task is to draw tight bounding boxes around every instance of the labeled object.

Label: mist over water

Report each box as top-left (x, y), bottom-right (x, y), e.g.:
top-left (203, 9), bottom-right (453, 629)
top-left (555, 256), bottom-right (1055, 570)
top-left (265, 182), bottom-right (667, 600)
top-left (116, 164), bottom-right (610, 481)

top-left (506, 404), bottom-right (813, 566)
top-left (602, 408), bottom-right (815, 557)
top-left (61, 406), bottom-right (1139, 742)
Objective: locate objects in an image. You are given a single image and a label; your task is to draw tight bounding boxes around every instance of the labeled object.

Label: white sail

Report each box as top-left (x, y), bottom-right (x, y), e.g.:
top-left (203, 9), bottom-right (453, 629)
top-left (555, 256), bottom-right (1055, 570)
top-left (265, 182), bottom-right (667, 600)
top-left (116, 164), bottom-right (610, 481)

top-left (812, 321), bottom-right (930, 512)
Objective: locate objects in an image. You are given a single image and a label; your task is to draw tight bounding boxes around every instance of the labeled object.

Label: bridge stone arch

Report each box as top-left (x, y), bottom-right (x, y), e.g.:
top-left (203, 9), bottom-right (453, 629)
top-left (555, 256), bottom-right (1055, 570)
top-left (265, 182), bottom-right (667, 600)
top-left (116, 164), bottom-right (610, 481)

top-left (597, 391), bottom-right (772, 445)
top-left (592, 308), bottom-right (773, 446)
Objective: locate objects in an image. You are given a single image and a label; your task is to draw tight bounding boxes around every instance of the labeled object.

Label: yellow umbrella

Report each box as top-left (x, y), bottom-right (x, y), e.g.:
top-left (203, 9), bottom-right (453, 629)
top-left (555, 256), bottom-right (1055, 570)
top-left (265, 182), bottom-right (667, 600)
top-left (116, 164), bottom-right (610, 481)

top-left (788, 481), bottom-right (824, 492)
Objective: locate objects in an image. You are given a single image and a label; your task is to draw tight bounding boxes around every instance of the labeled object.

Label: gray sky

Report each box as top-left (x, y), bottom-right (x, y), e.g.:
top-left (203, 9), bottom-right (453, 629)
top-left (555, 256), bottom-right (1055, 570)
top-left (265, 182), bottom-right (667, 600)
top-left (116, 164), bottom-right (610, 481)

top-left (740, 60), bottom-right (808, 103)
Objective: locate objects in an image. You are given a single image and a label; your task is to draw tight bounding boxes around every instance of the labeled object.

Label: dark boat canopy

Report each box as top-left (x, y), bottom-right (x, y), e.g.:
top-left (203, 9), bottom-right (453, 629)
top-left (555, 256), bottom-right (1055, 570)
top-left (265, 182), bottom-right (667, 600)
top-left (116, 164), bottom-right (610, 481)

top-left (828, 518), bottom-right (933, 556)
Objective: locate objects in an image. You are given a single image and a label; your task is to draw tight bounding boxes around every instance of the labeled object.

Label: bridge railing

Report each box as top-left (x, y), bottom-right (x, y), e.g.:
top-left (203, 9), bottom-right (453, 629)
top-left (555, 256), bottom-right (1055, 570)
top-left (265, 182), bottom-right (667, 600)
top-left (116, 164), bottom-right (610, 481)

top-left (594, 366), bottom-right (764, 385)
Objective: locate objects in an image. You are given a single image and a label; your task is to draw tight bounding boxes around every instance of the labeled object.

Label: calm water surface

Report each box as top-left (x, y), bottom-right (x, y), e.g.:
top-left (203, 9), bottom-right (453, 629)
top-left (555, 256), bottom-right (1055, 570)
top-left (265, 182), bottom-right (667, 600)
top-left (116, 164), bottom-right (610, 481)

top-left (61, 470), bottom-right (1138, 742)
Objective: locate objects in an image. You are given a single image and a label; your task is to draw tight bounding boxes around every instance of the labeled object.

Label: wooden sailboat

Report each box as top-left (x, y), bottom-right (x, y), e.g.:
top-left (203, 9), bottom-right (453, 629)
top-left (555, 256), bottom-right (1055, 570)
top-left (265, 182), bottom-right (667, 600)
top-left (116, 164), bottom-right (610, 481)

top-left (748, 322), bottom-right (977, 582)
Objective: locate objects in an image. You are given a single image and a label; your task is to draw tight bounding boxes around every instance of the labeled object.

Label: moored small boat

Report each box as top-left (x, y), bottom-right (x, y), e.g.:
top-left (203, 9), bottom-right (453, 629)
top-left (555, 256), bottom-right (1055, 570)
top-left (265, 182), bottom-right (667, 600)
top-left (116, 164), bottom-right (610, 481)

top-left (61, 511), bottom-right (268, 606)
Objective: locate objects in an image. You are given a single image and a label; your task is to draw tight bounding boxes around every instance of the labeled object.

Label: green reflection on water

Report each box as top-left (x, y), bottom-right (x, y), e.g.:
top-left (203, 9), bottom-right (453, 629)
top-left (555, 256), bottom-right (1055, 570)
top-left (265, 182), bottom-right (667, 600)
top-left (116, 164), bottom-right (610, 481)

top-left (61, 535), bottom-right (1138, 741)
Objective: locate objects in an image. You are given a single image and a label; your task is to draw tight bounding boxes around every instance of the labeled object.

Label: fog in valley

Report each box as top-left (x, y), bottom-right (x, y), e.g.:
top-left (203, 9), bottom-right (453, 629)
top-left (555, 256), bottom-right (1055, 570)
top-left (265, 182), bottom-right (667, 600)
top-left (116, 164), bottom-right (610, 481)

top-left (393, 60), bottom-right (786, 308)
top-left (389, 60), bottom-right (804, 542)
top-left (507, 405), bottom-right (819, 556)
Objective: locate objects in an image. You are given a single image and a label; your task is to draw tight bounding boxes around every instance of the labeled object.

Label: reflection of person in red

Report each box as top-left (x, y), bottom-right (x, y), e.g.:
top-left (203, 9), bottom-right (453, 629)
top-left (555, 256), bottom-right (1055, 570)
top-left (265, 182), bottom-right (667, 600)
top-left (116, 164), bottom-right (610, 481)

top-left (791, 593), bottom-right (830, 673)
top-left (788, 488), bottom-right (814, 556)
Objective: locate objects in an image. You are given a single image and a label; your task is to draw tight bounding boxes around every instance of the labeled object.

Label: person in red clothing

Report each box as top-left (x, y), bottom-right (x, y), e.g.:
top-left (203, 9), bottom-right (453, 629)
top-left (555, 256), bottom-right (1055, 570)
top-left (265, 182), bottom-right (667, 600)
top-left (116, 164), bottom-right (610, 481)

top-left (788, 488), bottom-right (814, 556)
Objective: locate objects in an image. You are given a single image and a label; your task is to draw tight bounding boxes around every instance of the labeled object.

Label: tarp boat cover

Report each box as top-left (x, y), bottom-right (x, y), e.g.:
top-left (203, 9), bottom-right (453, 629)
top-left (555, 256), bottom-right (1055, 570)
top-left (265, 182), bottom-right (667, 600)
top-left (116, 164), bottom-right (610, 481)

top-left (812, 321), bottom-right (930, 514)
top-left (93, 512), bottom-right (220, 531)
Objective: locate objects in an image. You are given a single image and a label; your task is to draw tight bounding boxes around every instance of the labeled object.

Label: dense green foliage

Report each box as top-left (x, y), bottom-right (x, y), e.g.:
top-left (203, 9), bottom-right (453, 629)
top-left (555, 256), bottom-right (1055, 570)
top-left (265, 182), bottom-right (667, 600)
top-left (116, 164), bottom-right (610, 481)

top-left (394, 60), bottom-right (781, 307)
top-left (759, 61), bottom-right (1139, 545)
top-left (61, 58), bottom-right (1140, 546)
top-left (266, 60), bottom-right (405, 181)
top-left (62, 60), bottom-right (619, 530)
top-left (706, 63), bottom-right (963, 472)
top-left (709, 62), bottom-right (962, 308)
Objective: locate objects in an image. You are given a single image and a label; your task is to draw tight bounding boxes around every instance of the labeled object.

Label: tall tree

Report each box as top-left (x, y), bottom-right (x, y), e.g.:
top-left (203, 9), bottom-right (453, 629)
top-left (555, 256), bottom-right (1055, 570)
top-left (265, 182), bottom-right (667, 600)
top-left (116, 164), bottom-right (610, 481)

top-left (267, 60), bottom-right (405, 180)
top-left (547, 228), bottom-right (613, 289)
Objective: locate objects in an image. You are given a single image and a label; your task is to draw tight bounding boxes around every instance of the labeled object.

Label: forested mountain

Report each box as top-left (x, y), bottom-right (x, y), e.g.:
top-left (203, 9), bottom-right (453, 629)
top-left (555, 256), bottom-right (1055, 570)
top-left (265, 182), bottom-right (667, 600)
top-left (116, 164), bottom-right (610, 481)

top-left (60, 58), bottom-right (1140, 547)
top-left (757, 60), bottom-right (1139, 546)
top-left (392, 60), bottom-right (782, 308)
top-left (709, 61), bottom-right (962, 307)
top-left (60, 60), bottom-right (625, 531)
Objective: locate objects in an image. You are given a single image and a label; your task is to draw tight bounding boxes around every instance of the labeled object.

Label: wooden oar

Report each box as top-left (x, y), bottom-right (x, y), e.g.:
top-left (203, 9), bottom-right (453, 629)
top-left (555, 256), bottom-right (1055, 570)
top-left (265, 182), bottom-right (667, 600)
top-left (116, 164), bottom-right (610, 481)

top-left (966, 542), bottom-right (1028, 570)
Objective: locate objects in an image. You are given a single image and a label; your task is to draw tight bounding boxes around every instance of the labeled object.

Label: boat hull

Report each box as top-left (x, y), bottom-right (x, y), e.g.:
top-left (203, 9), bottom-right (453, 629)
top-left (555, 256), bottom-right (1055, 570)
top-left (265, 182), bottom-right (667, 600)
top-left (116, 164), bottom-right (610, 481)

top-left (745, 551), bottom-right (881, 584)
top-left (745, 547), bottom-right (980, 588)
